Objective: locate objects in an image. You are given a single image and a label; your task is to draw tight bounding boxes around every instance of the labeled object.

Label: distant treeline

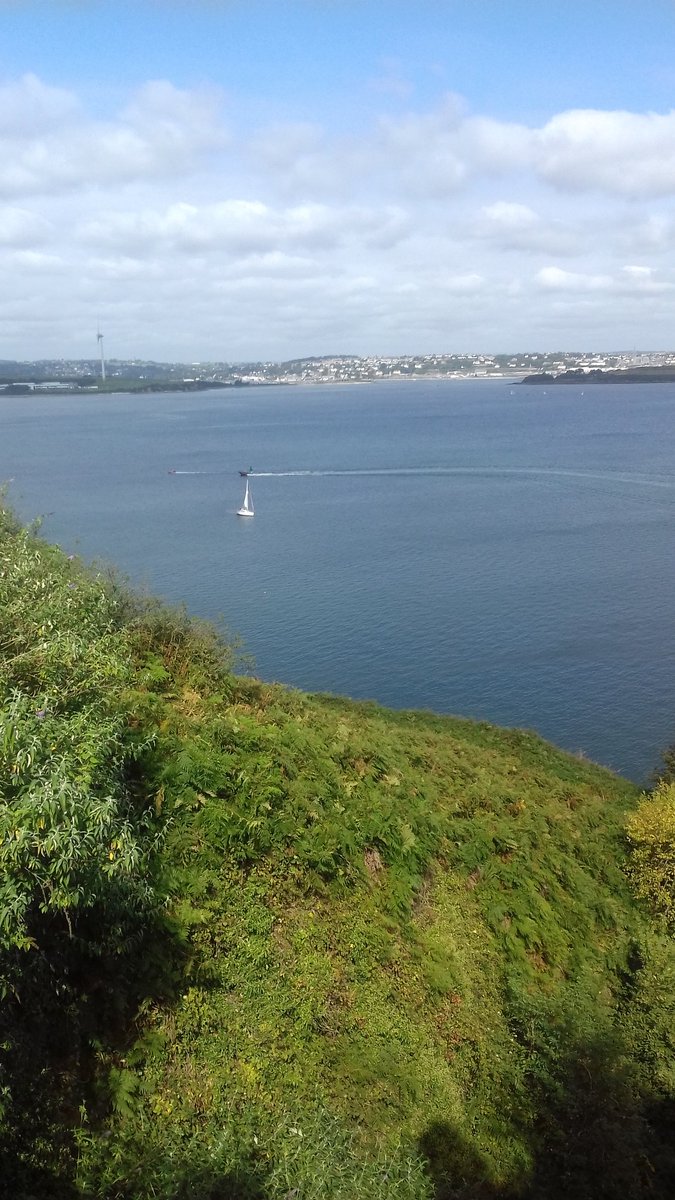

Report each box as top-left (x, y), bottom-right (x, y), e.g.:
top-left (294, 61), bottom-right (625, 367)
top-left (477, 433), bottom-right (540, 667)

top-left (522, 366), bottom-right (675, 385)
top-left (0, 378), bottom-right (249, 396)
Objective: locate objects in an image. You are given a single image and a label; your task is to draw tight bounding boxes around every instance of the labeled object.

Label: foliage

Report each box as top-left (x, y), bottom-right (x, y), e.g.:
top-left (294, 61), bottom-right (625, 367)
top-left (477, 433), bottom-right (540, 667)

top-left (0, 510), bottom-right (175, 1195)
top-left (1, 503), bottom-right (674, 1198)
top-left (0, 515), bottom-right (159, 959)
top-left (626, 781), bottom-right (675, 929)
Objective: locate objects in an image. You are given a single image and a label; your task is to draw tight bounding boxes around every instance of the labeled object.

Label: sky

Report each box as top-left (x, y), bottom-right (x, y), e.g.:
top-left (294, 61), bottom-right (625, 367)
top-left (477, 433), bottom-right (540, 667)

top-left (3, 0), bottom-right (675, 361)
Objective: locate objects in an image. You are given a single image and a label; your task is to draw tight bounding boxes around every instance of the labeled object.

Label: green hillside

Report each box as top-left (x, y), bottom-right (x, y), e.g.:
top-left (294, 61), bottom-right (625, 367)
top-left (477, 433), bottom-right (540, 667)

top-left (1, 505), bottom-right (674, 1199)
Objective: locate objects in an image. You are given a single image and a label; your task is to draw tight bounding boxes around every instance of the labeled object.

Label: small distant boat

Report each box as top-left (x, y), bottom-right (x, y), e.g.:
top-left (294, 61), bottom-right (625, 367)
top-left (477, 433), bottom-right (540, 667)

top-left (237, 475), bottom-right (254, 517)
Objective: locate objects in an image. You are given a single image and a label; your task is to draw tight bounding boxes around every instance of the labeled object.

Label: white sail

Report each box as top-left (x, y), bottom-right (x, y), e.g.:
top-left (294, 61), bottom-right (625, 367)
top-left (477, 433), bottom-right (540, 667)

top-left (237, 477), bottom-right (254, 517)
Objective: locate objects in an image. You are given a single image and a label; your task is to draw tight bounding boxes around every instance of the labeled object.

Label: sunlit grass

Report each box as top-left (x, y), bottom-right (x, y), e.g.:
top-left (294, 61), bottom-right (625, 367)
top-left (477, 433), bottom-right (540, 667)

top-left (2, 503), bottom-right (674, 1199)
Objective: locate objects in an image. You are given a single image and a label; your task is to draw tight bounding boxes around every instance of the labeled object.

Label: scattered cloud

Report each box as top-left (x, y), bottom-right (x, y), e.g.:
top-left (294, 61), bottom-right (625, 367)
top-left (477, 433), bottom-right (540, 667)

top-left (0, 73), bottom-right (77, 136)
top-left (4, 72), bottom-right (675, 357)
top-left (535, 108), bottom-right (675, 198)
top-left (473, 202), bottom-right (582, 256)
top-left (620, 264), bottom-right (674, 293)
top-left (536, 263), bottom-right (675, 295)
top-left (77, 200), bottom-right (410, 257)
top-left (0, 206), bottom-right (53, 245)
top-left (0, 75), bottom-right (226, 199)
top-left (536, 266), bottom-right (613, 291)
top-left (246, 97), bottom-right (675, 207)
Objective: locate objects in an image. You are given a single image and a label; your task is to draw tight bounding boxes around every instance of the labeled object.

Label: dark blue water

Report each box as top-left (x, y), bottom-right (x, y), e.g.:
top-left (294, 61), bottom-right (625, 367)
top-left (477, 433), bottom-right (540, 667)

top-left (3, 378), bottom-right (675, 782)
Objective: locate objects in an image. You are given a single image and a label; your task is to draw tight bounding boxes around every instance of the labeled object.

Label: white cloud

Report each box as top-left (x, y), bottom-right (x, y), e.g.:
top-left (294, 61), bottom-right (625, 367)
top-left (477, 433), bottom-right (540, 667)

top-left (482, 201), bottom-right (538, 229)
top-left (536, 266), bottom-right (613, 291)
top-left (78, 199), bottom-right (410, 258)
top-left (441, 272), bottom-right (485, 293)
top-left (249, 97), bottom-right (675, 208)
top-left (473, 201), bottom-right (582, 256)
top-left (0, 78), bottom-right (226, 199)
top-left (0, 73), bottom-right (77, 136)
top-left (535, 109), bottom-right (675, 198)
top-left (5, 249), bottom-right (65, 272)
top-left (0, 206), bottom-right (53, 245)
top-left (625, 212), bottom-right (675, 253)
top-left (620, 264), bottom-right (674, 293)
top-left (459, 116), bottom-right (532, 174)
top-left (622, 264), bottom-right (652, 280)
top-left (5, 72), bottom-right (675, 358)
top-left (376, 95), bottom-right (468, 193)
top-left (535, 263), bottom-right (675, 296)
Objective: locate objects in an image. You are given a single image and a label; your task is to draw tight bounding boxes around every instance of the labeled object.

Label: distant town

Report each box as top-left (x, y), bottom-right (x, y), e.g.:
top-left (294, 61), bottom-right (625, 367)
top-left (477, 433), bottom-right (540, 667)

top-left (2, 349), bottom-right (675, 393)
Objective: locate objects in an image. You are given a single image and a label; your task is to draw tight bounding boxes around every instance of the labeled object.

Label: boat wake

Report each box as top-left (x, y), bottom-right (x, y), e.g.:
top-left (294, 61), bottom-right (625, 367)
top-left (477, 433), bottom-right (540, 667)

top-left (249, 467), bottom-right (675, 489)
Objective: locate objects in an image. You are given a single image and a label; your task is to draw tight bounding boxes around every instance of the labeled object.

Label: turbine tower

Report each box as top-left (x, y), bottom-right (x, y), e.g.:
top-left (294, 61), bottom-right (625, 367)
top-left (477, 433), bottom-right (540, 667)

top-left (97, 328), bottom-right (106, 381)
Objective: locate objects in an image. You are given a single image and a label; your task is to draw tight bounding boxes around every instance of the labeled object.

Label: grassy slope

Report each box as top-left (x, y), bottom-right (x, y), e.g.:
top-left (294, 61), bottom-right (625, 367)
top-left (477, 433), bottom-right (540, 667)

top-left (1, 511), bottom-right (674, 1198)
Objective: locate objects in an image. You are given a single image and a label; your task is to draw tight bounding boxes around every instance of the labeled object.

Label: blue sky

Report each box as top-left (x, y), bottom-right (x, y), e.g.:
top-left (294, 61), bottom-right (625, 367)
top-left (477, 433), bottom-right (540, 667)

top-left (3, 0), bottom-right (675, 359)
top-left (5, 1), bottom-right (675, 123)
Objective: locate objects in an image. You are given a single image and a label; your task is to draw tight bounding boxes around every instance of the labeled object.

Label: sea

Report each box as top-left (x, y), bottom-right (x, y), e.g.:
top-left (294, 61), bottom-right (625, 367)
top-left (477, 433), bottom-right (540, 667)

top-left (3, 376), bottom-right (675, 784)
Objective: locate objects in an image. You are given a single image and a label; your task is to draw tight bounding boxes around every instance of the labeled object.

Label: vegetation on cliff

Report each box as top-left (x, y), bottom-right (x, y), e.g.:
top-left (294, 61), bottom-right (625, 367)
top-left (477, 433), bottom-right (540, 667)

top-left (1, 505), bottom-right (674, 1198)
top-left (521, 366), bottom-right (675, 385)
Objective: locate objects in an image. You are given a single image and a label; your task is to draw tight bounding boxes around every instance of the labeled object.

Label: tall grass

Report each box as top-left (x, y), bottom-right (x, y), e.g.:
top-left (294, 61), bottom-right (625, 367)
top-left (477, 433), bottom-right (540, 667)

top-left (1, 505), bottom-right (674, 1199)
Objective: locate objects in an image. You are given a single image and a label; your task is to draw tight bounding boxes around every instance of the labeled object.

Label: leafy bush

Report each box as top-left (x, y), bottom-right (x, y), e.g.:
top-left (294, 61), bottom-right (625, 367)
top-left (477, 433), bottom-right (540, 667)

top-left (626, 781), bottom-right (675, 929)
top-left (0, 517), bottom-right (162, 964)
top-left (0, 511), bottom-right (174, 1194)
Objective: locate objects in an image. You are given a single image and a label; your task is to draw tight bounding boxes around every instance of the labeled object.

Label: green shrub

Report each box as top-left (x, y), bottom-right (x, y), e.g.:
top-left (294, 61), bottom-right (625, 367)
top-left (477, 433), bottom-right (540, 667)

top-left (627, 781), bottom-right (675, 928)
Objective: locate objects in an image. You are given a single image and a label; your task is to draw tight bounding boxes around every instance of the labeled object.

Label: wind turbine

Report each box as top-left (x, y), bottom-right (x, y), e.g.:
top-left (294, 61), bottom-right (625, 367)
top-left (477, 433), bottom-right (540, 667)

top-left (97, 327), bottom-right (106, 381)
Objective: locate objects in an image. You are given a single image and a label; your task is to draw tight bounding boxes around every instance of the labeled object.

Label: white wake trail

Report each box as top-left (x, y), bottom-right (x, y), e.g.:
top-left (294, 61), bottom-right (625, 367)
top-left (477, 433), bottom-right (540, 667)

top-left (248, 467), bottom-right (675, 488)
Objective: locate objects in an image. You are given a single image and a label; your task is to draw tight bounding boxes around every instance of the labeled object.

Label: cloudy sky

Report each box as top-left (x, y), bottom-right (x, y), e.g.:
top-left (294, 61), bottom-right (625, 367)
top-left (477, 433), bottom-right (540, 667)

top-left (3, 0), bottom-right (675, 361)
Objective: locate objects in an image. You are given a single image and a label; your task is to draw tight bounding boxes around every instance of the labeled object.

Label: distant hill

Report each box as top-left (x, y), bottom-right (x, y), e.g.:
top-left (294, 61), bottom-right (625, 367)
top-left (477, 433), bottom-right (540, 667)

top-left (522, 366), bottom-right (675, 384)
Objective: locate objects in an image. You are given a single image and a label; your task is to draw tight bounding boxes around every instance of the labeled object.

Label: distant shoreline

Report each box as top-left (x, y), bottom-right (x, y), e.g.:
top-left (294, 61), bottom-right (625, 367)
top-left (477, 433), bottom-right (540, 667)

top-left (522, 367), bottom-right (675, 385)
top-left (22, 368), bottom-right (675, 395)
top-left (1, 373), bottom-right (525, 397)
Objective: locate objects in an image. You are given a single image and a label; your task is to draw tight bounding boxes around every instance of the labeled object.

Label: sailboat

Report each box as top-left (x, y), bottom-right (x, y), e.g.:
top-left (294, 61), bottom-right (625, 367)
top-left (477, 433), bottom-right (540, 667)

top-left (237, 474), bottom-right (254, 517)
